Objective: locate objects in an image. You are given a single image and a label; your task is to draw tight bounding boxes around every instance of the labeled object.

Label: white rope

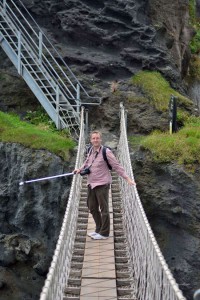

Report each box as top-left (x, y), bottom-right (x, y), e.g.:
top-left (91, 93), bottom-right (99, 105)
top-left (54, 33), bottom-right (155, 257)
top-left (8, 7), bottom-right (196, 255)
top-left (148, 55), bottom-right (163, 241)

top-left (39, 107), bottom-right (85, 300)
top-left (117, 102), bottom-right (186, 300)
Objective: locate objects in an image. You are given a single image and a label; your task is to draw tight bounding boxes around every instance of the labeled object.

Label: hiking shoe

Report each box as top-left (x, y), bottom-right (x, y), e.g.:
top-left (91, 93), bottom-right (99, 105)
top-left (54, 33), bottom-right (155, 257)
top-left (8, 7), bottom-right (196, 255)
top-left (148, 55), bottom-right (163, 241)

top-left (91, 233), bottom-right (109, 240)
top-left (87, 232), bottom-right (98, 237)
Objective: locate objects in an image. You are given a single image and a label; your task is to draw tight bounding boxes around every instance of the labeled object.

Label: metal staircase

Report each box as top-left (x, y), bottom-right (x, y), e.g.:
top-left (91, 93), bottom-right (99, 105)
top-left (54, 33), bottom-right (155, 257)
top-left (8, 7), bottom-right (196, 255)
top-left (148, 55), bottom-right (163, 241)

top-left (0, 0), bottom-right (101, 138)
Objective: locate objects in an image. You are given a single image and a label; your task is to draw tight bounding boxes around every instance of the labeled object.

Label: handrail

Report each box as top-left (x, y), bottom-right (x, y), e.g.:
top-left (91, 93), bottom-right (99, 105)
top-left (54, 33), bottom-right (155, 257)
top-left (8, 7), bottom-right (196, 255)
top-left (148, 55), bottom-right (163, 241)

top-left (117, 103), bottom-right (186, 300)
top-left (0, 0), bottom-right (101, 134)
top-left (39, 107), bottom-right (86, 300)
top-left (0, 1), bottom-right (77, 102)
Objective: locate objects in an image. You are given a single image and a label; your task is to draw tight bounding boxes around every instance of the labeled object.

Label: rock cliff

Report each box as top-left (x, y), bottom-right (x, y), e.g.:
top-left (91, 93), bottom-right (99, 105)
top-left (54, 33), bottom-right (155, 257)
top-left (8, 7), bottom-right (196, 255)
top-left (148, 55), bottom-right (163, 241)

top-left (17, 0), bottom-right (193, 90)
top-left (131, 148), bottom-right (200, 299)
top-left (0, 142), bottom-right (74, 300)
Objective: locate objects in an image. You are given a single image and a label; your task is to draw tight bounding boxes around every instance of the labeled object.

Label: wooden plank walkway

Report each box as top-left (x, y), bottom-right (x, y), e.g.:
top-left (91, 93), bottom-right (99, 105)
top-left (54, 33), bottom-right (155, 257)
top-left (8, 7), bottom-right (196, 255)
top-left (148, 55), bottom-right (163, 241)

top-left (80, 189), bottom-right (117, 300)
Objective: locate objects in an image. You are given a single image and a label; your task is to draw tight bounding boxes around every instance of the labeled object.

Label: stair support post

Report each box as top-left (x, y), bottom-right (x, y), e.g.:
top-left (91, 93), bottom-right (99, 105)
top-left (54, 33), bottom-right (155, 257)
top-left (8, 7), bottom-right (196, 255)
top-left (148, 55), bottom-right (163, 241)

top-left (3, 0), bottom-right (6, 11)
top-left (85, 108), bottom-right (89, 139)
top-left (125, 109), bottom-right (128, 132)
top-left (39, 31), bottom-right (43, 63)
top-left (76, 84), bottom-right (80, 115)
top-left (56, 85), bottom-right (61, 129)
top-left (17, 31), bottom-right (22, 75)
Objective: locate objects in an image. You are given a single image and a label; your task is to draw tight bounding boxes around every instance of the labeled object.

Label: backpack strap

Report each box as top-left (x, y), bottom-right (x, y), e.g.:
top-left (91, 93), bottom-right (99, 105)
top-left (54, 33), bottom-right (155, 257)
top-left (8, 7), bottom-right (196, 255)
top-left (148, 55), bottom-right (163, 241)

top-left (86, 145), bottom-right (92, 156)
top-left (102, 146), bottom-right (112, 170)
top-left (86, 145), bottom-right (112, 170)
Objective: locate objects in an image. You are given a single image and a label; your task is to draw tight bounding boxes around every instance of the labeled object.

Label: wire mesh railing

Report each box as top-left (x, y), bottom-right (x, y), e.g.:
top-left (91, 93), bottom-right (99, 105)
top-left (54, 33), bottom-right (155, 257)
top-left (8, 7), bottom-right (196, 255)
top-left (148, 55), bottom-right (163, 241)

top-left (117, 102), bottom-right (186, 300)
top-left (39, 107), bottom-right (85, 300)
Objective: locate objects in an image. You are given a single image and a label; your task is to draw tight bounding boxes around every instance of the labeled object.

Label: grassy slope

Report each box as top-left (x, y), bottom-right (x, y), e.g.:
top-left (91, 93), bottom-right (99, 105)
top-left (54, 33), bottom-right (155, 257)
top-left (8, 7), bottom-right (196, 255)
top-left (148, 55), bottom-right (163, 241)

top-left (130, 71), bottom-right (200, 168)
top-left (0, 111), bottom-right (76, 161)
top-left (1, 70), bottom-right (199, 167)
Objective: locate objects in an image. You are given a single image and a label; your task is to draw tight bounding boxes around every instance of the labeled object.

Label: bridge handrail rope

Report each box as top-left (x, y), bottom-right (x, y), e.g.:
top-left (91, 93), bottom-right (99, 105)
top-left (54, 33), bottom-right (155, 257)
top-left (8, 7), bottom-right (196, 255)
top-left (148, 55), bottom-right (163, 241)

top-left (117, 102), bottom-right (186, 300)
top-left (39, 107), bottom-right (86, 300)
top-left (0, 0), bottom-right (101, 106)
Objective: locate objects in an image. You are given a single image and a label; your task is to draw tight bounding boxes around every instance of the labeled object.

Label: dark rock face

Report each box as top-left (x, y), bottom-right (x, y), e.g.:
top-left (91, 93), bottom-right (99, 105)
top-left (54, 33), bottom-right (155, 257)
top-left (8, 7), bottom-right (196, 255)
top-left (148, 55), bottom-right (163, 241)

top-left (88, 87), bottom-right (169, 134)
top-left (0, 142), bottom-right (73, 300)
top-left (0, 51), bottom-right (39, 115)
top-left (148, 0), bottom-right (194, 79)
top-left (197, 0), bottom-right (200, 18)
top-left (17, 0), bottom-right (193, 89)
top-left (132, 148), bottom-right (200, 299)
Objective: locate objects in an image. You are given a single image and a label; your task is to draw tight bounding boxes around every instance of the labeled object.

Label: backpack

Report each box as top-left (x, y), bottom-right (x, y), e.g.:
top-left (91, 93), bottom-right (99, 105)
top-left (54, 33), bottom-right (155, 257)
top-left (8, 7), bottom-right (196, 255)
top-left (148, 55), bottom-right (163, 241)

top-left (86, 145), bottom-right (112, 170)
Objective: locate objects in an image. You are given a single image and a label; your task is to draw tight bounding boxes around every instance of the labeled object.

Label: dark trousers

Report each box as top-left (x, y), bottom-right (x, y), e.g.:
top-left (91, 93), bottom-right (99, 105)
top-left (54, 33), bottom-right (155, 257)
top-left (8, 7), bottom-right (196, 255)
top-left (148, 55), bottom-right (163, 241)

top-left (87, 184), bottom-right (110, 237)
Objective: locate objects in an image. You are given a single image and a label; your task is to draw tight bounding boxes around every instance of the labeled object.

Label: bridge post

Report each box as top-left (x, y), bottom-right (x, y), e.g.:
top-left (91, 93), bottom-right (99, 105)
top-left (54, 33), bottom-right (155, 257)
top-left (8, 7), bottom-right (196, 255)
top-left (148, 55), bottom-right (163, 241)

top-left (3, 0), bottom-right (6, 11)
top-left (85, 108), bottom-right (89, 138)
top-left (56, 85), bottom-right (61, 129)
top-left (39, 32), bottom-right (43, 63)
top-left (194, 289), bottom-right (200, 300)
top-left (125, 109), bottom-right (128, 132)
top-left (76, 84), bottom-right (80, 115)
top-left (17, 31), bottom-right (22, 75)
top-left (169, 95), bottom-right (177, 134)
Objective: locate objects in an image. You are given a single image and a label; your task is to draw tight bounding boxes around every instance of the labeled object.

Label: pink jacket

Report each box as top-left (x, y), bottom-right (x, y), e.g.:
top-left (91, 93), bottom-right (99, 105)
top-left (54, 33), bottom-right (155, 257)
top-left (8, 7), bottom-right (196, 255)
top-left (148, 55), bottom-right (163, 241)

top-left (81, 146), bottom-right (128, 189)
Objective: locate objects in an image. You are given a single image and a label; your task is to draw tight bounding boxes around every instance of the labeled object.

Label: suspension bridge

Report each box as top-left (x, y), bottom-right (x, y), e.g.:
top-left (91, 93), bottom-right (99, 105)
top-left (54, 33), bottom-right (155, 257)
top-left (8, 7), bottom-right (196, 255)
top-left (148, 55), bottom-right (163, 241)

top-left (0, 1), bottom-right (186, 299)
top-left (38, 105), bottom-right (186, 300)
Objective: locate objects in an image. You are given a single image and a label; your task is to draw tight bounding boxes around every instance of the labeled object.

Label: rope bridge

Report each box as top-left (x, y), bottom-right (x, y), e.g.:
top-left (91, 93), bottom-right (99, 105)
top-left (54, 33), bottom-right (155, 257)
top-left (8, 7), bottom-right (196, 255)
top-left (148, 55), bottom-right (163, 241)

top-left (39, 104), bottom-right (186, 300)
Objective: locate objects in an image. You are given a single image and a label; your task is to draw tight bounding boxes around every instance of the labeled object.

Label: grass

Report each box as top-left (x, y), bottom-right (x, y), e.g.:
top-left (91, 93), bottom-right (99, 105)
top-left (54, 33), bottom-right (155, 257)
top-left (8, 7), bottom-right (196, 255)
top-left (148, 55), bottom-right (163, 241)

top-left (189, 0), bottom-right (200, 54)
top-left (188, 55), bottom-right (200, 80)
top-left (0, 111), bottom-right (76, 160)
top-left (129, 116), bottom-right (200, 168)
top-left (131, 71), bottom-right (193, 112)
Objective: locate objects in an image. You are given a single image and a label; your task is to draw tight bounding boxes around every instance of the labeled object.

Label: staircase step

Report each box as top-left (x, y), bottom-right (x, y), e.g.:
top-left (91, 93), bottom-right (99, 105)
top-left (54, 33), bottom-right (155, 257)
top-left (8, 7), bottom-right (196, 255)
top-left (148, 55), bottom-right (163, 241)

top-left (29, 70), bottom-right (43, 73)
top-left (70, 261), bottom-right (83, 269)
top-left (117, 287), bottom-right (134, 296)
top-left (0, 26), bottom-right (11, 30)
top-left (68, 277), bottom-right (81, 286)
top-left (44, 92), bottom-right (56, 97)
top-left (69, 269), bottom-right (82, 277)
top-left (63, 295), bottom-right (79, 300)
top-left (64, 285), bottom-right (80, 295)
top-left (76, 229), bottom-right (87, 236)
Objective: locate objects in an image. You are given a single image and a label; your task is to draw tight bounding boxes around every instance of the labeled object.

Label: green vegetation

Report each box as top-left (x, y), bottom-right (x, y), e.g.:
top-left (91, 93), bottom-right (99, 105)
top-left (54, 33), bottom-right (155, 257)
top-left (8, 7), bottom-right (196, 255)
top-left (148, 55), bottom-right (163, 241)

top-left (189, 0), bottom-right (197, 24)
top-left (131, 71), bottom-right (192, 111)
top-left (188, 55), bottom-right (200, 80)
top-left (24, 107), bottom-right (56, 127)
top-left (130, 116), bottom-right (200, 167)
top-left (190, 30), bottom-right (200, 54)
top-left (0, 111), bottom-right (75, 160)
top-left (189, 0), bottom-right (200, 54)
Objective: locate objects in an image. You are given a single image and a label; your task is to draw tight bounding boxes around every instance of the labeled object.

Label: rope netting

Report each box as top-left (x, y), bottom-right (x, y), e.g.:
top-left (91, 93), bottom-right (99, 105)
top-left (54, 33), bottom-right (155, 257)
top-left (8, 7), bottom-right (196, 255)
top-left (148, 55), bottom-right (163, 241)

top-left (117, 103), bottom-right (186, 300)
top-left (40, 103), bottom-right (186, 300)
top-left (39, 107), bottom-right (85, 300)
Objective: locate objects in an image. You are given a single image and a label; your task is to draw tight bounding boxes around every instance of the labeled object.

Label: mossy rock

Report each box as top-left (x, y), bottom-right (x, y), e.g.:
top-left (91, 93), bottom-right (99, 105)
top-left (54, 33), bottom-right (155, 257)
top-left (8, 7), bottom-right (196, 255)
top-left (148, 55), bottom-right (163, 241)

top-left (131, 71), bottom-right (194, 112)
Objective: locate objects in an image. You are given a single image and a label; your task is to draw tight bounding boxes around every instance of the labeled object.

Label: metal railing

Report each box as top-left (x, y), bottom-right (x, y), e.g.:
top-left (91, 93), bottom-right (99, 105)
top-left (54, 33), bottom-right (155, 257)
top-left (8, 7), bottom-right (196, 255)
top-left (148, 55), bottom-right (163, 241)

top-left (0, 0), bottom-right (101, 136)
top-left (117, 103), bottom-right (186, 300)
top-left (39, 107), bottom-right (85, 300)
top-left (9, 0), bottom-right (101, 105)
